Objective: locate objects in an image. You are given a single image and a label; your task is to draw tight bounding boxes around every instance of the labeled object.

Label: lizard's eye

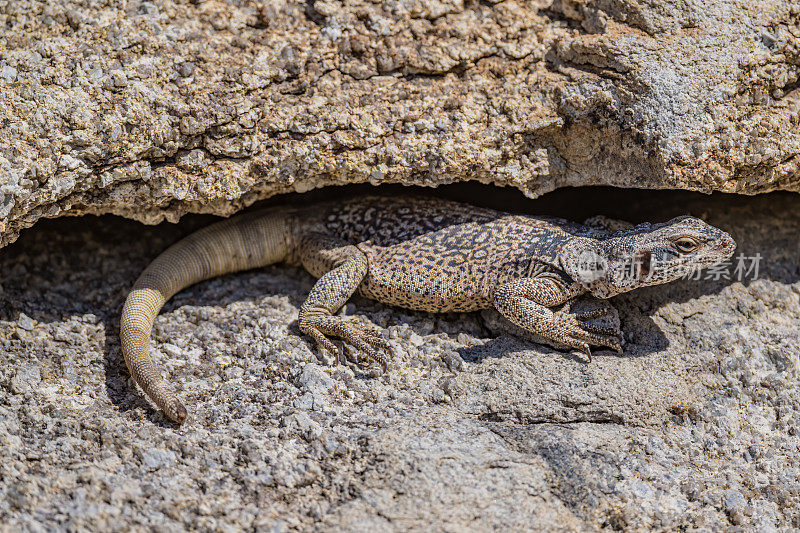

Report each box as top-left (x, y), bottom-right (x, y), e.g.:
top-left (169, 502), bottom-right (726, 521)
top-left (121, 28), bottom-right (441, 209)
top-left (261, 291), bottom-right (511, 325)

top-left (673, 237), bottom-right (699, 253)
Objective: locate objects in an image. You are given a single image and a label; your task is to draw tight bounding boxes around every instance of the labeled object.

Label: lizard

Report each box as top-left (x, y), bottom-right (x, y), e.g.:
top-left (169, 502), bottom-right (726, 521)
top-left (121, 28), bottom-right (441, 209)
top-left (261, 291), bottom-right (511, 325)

top-left (120, 194), bottom-right (736, 424)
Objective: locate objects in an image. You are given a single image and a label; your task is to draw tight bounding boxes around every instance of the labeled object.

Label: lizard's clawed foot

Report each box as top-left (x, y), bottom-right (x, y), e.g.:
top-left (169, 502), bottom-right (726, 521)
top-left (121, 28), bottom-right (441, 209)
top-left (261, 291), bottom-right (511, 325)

top-left (552, 310), bottom-right (623, 361)
top-left (300, 315), bottom-right (392, 372)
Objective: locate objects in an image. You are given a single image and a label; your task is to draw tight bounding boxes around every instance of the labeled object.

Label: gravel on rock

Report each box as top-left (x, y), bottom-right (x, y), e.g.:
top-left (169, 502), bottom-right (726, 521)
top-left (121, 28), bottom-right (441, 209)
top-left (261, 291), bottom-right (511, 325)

top-left (0, 187), bottom-right (798, 530)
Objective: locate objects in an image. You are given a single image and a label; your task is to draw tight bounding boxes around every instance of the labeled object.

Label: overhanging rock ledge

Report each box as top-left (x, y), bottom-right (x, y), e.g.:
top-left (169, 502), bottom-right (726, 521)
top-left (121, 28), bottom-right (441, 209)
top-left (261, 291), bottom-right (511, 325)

top-left (1, 0), bottom-right (799, 247)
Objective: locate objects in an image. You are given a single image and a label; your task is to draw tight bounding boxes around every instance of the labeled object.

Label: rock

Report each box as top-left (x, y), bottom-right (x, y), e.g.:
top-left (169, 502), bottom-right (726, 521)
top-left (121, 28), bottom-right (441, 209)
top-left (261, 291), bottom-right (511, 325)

top-left (176, 61), bottom-right (195, 78)
top-left (282, 411), bottom-right (322, 441)
top-left (10, 365), bottom-right (41, 394)
top-left (16, 313), bottom-right (34, 331)
top-left (140, 448), bottom-right (176, 471)
top-left (1, 0), bottom-right (799, 248)
top-left (0, 65), bottom-right (17, 83)
top-left (0, 188), bottom-right (798, 529)
top-left (295, 363), bottom-right (335, 409)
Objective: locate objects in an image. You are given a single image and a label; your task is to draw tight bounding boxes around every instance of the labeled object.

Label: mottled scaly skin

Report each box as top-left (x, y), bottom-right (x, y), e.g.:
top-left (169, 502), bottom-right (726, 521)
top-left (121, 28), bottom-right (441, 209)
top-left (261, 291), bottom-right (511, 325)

top-left (121, 195), bottom-right (736, 423)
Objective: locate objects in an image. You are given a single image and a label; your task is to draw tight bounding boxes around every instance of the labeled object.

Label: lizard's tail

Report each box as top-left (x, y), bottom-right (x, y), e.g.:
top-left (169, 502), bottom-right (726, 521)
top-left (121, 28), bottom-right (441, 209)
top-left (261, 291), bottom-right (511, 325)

top-left (120, 210), bottom-right (292, 424)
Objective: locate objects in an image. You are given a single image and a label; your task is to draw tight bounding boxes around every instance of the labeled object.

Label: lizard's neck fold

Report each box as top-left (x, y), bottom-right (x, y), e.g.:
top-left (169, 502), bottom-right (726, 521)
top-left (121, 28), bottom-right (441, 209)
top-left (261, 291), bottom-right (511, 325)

top-left (557, 238), bottom-right (620, 299)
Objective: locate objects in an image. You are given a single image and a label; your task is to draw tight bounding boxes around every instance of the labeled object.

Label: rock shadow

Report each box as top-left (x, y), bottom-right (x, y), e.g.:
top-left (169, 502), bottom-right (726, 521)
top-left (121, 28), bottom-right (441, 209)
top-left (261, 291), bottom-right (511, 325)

top-left (2, 184), bottom-right (797, 423)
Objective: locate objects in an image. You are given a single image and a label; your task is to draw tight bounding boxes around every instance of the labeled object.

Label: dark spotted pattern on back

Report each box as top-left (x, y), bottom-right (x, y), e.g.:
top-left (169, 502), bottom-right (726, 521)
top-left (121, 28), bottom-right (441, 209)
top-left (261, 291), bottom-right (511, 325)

top-left (358, 216), bottom-right (572, 312)
top-left (323, 196), bottom-right (500, 245)
top-left (311, 196), bottom-right (585, 312)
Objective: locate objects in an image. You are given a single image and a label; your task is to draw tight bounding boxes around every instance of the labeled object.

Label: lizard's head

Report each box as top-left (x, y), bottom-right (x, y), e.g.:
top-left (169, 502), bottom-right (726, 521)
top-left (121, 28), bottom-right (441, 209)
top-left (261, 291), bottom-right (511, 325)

top-left (562, 216), bottom-right (736, 298)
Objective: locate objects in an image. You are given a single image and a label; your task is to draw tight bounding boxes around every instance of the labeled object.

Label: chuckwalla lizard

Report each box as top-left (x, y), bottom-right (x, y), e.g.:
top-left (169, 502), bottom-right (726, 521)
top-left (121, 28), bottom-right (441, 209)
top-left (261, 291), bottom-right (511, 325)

top-left (121, 195), bottom-right (736, 423)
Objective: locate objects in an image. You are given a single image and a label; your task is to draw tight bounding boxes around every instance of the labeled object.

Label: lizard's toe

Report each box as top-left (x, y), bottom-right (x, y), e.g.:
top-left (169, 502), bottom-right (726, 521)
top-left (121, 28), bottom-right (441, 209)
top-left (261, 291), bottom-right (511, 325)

top-left (304, 326), bottom-right (345, 363)
top-left (300, 315), bottom-right (391, 372)
top-left (573, 306), bottom-right (615, 320)
top-left (577, 329), bottom-right (623, 354)
top-left (557, 313), bottom-right (623, 358)
top-left (578, 341), bottom-right (592, 363)
top-left (562, 339), bottom-right (592, 362)
top-left (598, 336), bottom-right (623, 353)
top-left (565, 334), bottom-right (623, 361)
top-left (578, 320), bottom-right (622, 338)
top-left (341, 325), bottom-right (392, 372)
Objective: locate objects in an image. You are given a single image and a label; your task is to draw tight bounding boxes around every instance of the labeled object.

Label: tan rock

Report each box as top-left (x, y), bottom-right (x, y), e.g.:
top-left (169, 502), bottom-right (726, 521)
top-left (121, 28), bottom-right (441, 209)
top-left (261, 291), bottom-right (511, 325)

top-left (1, 0), bottom-right (798, 248)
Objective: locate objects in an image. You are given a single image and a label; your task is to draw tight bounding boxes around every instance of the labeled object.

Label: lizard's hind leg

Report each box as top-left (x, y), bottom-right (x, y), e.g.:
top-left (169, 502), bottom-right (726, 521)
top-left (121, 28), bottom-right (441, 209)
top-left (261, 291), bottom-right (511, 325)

top-left (297, 235), bottom-right (392, 371)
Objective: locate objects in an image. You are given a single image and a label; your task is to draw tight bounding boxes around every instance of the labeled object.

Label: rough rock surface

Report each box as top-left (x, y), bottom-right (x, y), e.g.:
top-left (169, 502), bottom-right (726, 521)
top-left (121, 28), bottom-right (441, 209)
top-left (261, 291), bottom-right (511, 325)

top-left (2, 0), bottom-right (800, 248)
top-left (1, 186), bottom-right (798, 530)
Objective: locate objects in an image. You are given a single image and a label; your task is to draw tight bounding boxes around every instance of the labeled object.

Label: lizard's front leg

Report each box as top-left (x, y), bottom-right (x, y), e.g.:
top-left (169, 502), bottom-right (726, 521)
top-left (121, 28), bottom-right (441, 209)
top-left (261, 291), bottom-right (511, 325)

top-left (493, 272), bottom-right (622, 360)
top-left (298, 238), bottom-right (392, 371)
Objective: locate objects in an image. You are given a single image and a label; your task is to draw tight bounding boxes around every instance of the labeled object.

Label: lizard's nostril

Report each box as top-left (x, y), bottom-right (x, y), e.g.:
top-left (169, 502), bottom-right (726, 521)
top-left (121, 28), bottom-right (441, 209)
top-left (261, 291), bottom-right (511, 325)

top-left (725, 234), bottom-right (735, 248)
top-left (719, 234), bottom-right (736, 254)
